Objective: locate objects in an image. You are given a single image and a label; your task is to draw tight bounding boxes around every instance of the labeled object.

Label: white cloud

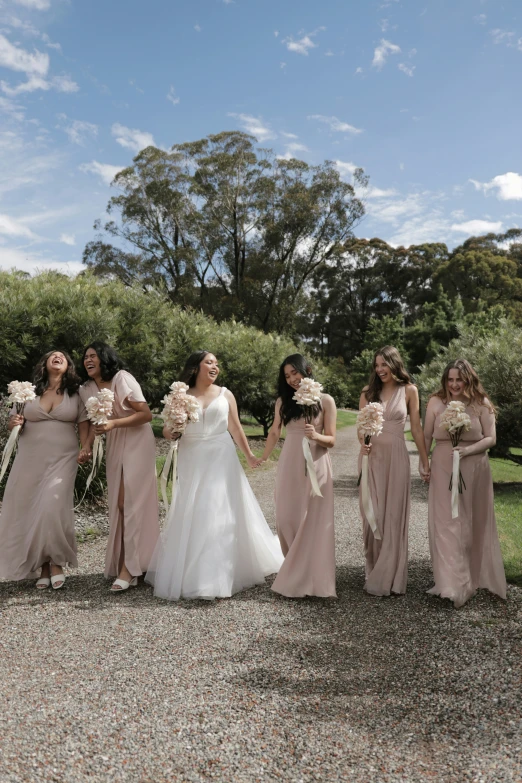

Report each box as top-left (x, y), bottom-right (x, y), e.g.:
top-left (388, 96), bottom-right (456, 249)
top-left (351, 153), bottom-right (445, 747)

top-left (399, 162), bottom-right (404, 171)
top-left (490, 28), bottom-right (515, 46)
top-left (281, 131), bottom-right (298, 139)
top-left (451, 219), bottom-right (502, 234)
top-left (474, 14), bottom-right (487, 25)
top-left (227, 113), bottom-right (276, 141)
top-left (280, 61), bottom-right (286, 69)
top-left (372, 38), bottom-right (401, 69)
top-left (470, 172), bottom-right (522, 201)
top-left (335, 160), bottom-right (358, 177)
top-left (194, 24), bottom-right (201, 32)
top-left (367, 186), bottom-right (398, 198)
top-left (0, 247), bottom-right (85, 275)
top-left (111, 123), bottom-right (155, 153)
top-left (380, 19), bottom-right (389, 32)
top-left (59, 117), bottom-right (98, 145)
top-left (0, 94), bottom-right (24, 121)
top-left (308, 114), bottom-right (363, 134)
top-left (14, 0), bottom-right (51, 9)
top-left (79, 161), bottom-right (124, 186)
top-left (282, 28), bottom-right (325, 56)
top-left (274, 30), bottom-right (279, 38)
top-left (0, 213), bottom-right (36, 238)
top-left (53, 75), bottom-right (78, 93)
top-left (355, 66), bottom-right (363, 74)
top-left (398, 63), bottom-right (415, 77)
top-left (0, 33), bottom-right (49, 76)
top-left (59, 233), bottom-right (75, 246)
top-left (278, 141), bottom-right (309, 160)
top-left (1, 73), bottom-right (78, 96)
top-left (166, 85), bottom-right (180, 105)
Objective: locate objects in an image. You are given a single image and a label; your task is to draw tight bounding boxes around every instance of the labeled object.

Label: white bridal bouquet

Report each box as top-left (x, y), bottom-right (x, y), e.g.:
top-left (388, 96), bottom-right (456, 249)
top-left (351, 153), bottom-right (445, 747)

top-left (292, 377), bottom-right (324, 498)
top-left (356, 402), bottom-right (384, 540)
top-left (439, 400), bottom-right (472, 518)
top-left (76, 389), bottom-right (115, 506)
top-left (0, 381), bottom-right (37, 483)
top-left (159, 382), bottom-right (200, 512)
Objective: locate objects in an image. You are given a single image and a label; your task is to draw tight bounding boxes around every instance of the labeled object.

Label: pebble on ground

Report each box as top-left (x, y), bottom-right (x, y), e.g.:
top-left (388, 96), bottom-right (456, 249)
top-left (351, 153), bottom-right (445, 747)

top-left (0, 425), bottom-right (521, 783)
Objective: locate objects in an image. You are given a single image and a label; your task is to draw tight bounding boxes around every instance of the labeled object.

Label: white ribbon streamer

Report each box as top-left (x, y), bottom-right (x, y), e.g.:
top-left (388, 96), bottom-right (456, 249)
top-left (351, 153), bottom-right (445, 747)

top-left (74, 434), bottom-right (104, 510)
top-left (302, 437), bottom-right (323, 498)
top-left (451, 449), bottom-right (460, 519)
top-left (160, 441), bottom-right (178, 514)
top-left (361, 454), bottom-right (381, 540)
top-left (0, 423), bottom-right (21, 484)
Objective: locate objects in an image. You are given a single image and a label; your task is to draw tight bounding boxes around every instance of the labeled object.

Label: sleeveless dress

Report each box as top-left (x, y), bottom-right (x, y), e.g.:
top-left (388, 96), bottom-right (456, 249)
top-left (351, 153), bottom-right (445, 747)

top-left (271, 409), bottom-right (336, 598)
top-left (80, 371), bottom-right (160, 579)
top-left (428, 403), bottom-right (507, 607)
top-left (146, 387), bottom-right (283, 601)
top-left (0, 391), bottom-right (87, 580)
top-left (358, 385), bottom-right (410, 596)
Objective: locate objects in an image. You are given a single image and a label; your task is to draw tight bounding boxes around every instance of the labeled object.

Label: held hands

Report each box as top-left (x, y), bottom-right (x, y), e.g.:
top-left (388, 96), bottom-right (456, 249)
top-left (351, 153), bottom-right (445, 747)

top-left (94, 420), bottom-right (116, 436)
top-left (419, 460), bottom-right (431, 483)
top-left (304, 423), bottom-right (318, 441)
top-left (77, 448), bottom-right (92, 465)
top-left (246, 453), bottom-right (263, 469)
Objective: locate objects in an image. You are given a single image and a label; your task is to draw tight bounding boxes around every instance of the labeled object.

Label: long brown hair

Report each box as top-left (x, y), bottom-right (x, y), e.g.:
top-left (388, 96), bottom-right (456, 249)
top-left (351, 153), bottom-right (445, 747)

top-left (364, 345), bottom-right (412, 403)
top-left (431, 359), bottom-right (495, 413)
top-left (33, 350), bottom-right (81, 397)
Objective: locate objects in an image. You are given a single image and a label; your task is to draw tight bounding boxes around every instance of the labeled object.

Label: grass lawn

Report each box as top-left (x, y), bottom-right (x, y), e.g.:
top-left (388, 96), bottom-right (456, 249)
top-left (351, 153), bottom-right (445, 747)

top-left (495, 486), bottom-right (522, 586)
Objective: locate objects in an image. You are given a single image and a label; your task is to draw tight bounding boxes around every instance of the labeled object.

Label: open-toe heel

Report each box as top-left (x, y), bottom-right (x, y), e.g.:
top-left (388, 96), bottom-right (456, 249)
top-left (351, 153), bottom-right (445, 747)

top-left (111, 576), bottom-right (138, 592)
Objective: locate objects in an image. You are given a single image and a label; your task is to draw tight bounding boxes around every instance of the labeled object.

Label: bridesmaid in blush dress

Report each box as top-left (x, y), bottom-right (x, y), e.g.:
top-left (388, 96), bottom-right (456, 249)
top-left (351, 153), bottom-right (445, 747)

top-left (0, 350), bottom-right (91, 589)
top-left (358, 346), bottom-right (430, 596)
top-left (260, 354), bottom-right (337, 598)
top-left (80, 342), bottom-right (160, 592)
top-left (424, 359), bottom-right (506, 608)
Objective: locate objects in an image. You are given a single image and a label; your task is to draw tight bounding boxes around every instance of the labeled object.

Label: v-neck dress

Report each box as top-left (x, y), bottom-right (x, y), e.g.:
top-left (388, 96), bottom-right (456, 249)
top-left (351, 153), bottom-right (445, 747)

top-left (80, 370), bottom-right (159, 579)
top-left (146, 386), bottom-right (283, 600)
top-left (358, 384), bottom-right (411, 595)
top-left (427, 400), bottom-right (506, 607)
top-left (0, 391), bottom-right (87, 580)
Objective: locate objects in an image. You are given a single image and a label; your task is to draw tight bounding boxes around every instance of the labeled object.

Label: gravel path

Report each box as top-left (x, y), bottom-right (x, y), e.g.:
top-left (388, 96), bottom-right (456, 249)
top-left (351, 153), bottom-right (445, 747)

top-left (1, 426), bottom-right (521, 783)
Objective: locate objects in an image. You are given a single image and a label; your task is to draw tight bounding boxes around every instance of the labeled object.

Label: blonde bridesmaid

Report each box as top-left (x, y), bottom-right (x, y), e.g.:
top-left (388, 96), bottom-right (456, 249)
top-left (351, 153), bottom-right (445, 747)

top-left (80, 342), bottom-right (160, 591)
top-left (260, 354), bottom-right (337, 598)
top-left (424, 359), bottom-right (506, 607)
top-left (358, 346), bottom-right (430, 596)
top-left (0, 351), bottom-right (90, 589)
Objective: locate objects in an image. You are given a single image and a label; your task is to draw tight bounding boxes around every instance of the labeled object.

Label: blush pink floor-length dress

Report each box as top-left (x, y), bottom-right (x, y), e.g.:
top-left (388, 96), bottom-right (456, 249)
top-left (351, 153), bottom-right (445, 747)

top-left (424, 398), bottom-right (507, 608)
top-left (80, 371), bottom-right (160, 579)
top-left (0, 392), bottom-right (87, 580)
top-left (358, 384), bottom-right (410, 596)
top-left (271, 409), bottom-right (336, 598)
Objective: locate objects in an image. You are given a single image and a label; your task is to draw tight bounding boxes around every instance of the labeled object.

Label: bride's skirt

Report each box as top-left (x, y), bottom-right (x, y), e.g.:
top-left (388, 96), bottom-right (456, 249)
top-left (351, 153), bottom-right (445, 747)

top-left (146, 432), bottom-right (283, 600)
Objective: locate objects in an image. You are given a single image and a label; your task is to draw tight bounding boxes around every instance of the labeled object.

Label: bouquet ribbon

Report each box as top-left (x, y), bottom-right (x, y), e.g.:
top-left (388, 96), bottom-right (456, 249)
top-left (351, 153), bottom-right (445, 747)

top-left (451, 449), bottom-right (460, 519)
top-left (301, 437), bottom-right (323, 498)
top-left (0, 424), bottom-right (22, 483)
top-left (160, 441), bottom-right (178, 514)
top-left (74, 434), bottom-right (104, 509)
top-left (361, 454), bottom-right (381, 540)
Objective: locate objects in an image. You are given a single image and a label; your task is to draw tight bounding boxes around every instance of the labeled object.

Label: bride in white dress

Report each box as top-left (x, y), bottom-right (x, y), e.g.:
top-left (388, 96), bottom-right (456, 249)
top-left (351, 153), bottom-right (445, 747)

top-left (146, 351), bottom-right (283, 601)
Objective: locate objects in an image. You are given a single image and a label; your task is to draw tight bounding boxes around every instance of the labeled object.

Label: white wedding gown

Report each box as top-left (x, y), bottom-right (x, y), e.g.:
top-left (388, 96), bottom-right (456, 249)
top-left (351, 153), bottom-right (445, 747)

top-left (146, 387), bottom-right (283, 601)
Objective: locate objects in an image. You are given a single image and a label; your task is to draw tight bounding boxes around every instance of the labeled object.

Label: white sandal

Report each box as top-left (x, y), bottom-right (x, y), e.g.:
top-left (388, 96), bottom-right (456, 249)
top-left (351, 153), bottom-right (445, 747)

top-left (111, 577), bottom-right (138, 592)
top-left (36, 577), bottom-right (51, 590)
top-left (51, 573), bottom-right (65, 590)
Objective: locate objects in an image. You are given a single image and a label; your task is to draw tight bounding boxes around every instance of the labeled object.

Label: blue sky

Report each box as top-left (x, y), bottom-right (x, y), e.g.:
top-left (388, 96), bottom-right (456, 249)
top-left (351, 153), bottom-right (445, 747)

top-left (1, 0), bottom-right (521, 274)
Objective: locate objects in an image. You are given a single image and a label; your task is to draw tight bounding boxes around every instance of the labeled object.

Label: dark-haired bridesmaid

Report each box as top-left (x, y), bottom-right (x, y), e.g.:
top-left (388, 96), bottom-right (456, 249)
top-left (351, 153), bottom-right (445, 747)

top-left (0, 350), bottom-right (90, 589)
top-left (424, 359), bottom-right (506, 607)
top-left (260, 354), bottom-right (337, 598)
top-left (80, 342), bottom-right (160, 591)
top-left (358, 346), bottom-right (430, 596)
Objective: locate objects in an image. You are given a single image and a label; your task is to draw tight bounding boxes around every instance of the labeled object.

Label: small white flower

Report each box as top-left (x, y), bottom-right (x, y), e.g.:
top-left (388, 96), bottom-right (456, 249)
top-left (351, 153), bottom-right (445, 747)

top-left (356, 402), bottom-right (384, 438)
top-left (7, 380), bottom-right (36, 405)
